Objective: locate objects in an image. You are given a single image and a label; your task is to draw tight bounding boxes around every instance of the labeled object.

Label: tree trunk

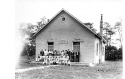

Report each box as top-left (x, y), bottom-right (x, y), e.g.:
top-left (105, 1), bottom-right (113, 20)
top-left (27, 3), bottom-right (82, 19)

top-left (26, 46), bottom-right (31, 61)
top-left (109, 34), bottom-right (111, 46)
top-left (118, 29), bottom-right (122, 48)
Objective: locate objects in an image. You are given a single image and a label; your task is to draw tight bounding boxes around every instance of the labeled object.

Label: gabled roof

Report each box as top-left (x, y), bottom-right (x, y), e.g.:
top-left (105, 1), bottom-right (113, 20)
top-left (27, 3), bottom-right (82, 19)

top-left (33, 8), bottom-right (101, 39)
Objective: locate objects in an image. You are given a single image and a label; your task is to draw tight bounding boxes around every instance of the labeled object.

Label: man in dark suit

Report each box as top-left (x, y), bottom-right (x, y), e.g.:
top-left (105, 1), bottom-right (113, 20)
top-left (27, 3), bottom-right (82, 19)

top-left (71, 51), bottom-right (74, 62)
top-left (76, 51), bottom-right (80, 62)
top-left (40, 49), bottom-right (44, 56)
top-left (74, 52), bottom-right (77, 62)
top-left (39, 50), bottom-right (44, 62)
top-left (67, 49), bottom-right (70, 61)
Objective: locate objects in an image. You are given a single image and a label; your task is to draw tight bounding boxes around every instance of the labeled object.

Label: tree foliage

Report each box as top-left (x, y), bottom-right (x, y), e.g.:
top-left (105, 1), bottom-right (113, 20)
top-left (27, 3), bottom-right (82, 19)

top-left (114, 21), bottom-right (122, 48)
top-left (103, 22), bottom-right (115, 46)
top-left (105, 45), bottom-right (122, 61)
top-left (103, 19), bottom-right (122, 48)
top-left (19, 17), bottom-right (48, 56)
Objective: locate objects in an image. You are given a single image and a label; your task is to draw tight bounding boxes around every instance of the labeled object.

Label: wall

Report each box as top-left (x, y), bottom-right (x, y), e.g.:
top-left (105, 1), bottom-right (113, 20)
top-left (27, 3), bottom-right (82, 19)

top-left (94, 37), bottom-right (100, 64)
top-left (99, 40), bottom-right (106, 63)
top-left (102, 43), bottom-right (105, 62)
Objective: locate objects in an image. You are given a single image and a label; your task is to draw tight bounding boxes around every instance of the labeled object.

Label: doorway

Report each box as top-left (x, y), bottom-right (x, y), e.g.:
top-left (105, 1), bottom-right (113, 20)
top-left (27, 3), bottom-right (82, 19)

top-left (72, 42), bottom-right (80, 62)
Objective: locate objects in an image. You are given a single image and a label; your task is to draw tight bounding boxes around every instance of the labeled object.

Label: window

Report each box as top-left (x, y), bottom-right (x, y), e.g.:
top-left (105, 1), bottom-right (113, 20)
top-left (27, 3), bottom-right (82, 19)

top-left (73, 42), bottom-right (80, 45)
top-left (48, 42), bottom-right (54, 50)
top-left (61, 16), bottom-right (65, 22)
top-left (48, 42), bottom-right (53, 45)
top-left (73, 42), bottom-right (80, 52)
top-left (62, 17), bottom-right (65, 21)
top-left (96, 43), bottom-right (98, 55)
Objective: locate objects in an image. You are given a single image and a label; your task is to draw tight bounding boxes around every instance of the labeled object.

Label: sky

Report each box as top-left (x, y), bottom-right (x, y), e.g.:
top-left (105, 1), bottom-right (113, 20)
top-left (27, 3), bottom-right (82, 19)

top-left (15, 0), bottom-right (123, 47)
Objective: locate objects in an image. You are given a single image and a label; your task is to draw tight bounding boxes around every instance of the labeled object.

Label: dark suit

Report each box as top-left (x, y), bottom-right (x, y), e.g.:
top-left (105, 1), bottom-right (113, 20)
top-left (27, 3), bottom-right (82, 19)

top-left (76, 52), bottom-right (80, 62)
top-left (71, 52), bottom-right (74, 62)
top-left (67, 51), bottom-right (70, 60)
top-left (40, 50), bottom-right (44, 56)
top-left (74, 52), bottom-right (77, 62)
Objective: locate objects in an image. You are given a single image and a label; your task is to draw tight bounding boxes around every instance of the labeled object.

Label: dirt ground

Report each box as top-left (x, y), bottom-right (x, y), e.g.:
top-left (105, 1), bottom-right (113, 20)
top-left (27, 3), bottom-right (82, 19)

top-left (15, 60), bottom-right (122, 79)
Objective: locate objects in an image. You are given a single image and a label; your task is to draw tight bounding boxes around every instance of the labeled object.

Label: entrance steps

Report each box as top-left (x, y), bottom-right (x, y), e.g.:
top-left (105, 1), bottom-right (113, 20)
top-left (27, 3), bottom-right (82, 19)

top-left (30, 61), bottom-right (43, 64)
top-left (30, 61), bottom-right (95, 67)
top-left (70, 62), bottom-right (95, 67)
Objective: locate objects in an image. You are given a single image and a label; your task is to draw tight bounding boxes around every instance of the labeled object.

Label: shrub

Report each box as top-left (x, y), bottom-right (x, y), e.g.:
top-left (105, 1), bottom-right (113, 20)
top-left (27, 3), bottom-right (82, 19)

top-left (105, 45), bottom-right (122, 61)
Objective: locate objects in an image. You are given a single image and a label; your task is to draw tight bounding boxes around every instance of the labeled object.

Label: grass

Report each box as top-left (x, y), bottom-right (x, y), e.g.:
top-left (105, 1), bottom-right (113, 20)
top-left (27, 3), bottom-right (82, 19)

top-left (15, 55), bottom-right (47, 69)
top-left (15, 58), bottom-right (123, 79)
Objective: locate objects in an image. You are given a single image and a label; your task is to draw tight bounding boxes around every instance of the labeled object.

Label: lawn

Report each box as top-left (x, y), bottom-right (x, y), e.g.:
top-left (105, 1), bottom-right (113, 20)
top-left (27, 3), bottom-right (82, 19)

top-left (15, 56), bottom-right (47, 69)
top-left (15, 60), bottom-right (123, 79)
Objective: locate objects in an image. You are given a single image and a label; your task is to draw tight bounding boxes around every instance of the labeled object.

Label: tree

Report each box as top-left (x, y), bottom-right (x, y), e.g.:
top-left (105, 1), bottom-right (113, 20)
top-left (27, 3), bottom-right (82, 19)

top-left (103, 22), bottom-right (115, 46)
top-left (19, 17), bottom-right (48, 59)
top-left (114, 20), bottom-right (122, 48)
top-left (19, 23), bottom-right (36, 60)
top-left (107, 28), bottom-right (115, 46)
top-left (36, 16), bottom-right (48, 30)
top-left (105, 45), bottom-right (122, 61)
top-left (117, 47), bottom-right (122, 59)
top-left (105, 45), bottom-right (117, 60)
top-left (103, 19), bottom-right (123, 48)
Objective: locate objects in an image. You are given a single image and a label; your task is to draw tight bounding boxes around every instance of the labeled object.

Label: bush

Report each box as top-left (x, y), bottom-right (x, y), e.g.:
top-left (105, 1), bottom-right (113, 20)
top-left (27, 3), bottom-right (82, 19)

top-left (105, 45), bottom-right (122, 61)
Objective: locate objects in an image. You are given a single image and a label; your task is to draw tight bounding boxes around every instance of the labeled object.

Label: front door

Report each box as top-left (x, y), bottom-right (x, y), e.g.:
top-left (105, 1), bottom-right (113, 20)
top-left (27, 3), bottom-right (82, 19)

top-left (73, 42), bottom-right (80, 62)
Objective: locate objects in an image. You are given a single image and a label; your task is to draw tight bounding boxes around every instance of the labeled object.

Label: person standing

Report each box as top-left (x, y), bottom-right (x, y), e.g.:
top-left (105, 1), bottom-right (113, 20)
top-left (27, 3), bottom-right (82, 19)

top-left (40, 50), bottom-right (44, 61)
top-left (77, 51), bottom-right (80, 62)
top-left (67, 49), bottom-right (70, 61)
top-left (40, 49), bottom-right (44, 56)
top-left (62, 50), bottom-right (65, 55)
top-left (74, 52), bottom-right (77, 62)
top-left (78, 51), bottom-right (80, 62)
top-left (44, 49), bottom-right (48, 56)
top-left (44, 49), bottom-right (48, 64)
top-left (71, 51), bottom-right (74, 62)
top-left (48, 49), bottom-right (50, 56)
top-left (54, 50), bottom-right (57, 56)
top-left (36, 54), bottom-right (40, 62)
top-left (76, 51), bottom-right (78, 62)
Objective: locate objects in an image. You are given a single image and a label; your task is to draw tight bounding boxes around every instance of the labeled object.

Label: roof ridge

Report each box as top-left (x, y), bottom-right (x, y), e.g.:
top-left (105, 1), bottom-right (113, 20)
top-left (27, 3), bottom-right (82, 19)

top-left (33, 9), bottom-right (100, 38)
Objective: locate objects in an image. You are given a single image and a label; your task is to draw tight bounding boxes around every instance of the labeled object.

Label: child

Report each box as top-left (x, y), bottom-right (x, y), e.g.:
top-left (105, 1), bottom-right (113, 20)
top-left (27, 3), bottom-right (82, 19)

top-left (44, 49), bottom-right (48, 56)
top-left (36, 54), bottom-right (40, 62)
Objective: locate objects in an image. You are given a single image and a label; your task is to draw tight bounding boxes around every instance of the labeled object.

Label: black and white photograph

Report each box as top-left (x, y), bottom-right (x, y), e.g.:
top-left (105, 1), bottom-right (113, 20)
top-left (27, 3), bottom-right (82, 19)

top-left (15, 0), bottom-right (123, 79)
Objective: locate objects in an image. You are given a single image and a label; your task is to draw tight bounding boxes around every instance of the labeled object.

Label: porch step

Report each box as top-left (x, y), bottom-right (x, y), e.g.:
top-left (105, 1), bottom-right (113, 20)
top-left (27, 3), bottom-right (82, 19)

top-left (30, 61), bottom-right (95, 67)
top-left (70, 62), bottom-right (93, 66)
top-left (30, 61), bottom-right (43, 64)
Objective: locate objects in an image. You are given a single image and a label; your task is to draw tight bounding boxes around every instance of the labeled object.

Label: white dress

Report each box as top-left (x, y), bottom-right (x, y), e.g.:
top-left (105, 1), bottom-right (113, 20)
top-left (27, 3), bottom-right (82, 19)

top-left (44, 50), bottom-right (48, 56)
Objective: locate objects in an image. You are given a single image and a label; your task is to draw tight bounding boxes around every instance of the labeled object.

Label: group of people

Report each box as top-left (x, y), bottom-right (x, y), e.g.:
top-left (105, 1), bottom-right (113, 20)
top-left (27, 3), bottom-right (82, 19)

top-left (36, 49), bottom-right (80, 65)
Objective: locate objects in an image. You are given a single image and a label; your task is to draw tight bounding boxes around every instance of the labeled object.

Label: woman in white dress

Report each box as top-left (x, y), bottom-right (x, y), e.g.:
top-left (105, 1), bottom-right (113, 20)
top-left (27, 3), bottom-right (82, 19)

top-left (44, 49), bottom-right (48, 64)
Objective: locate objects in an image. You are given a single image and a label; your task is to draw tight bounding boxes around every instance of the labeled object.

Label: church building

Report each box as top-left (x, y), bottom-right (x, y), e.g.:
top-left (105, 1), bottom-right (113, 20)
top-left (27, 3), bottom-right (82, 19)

top-left (33, 9), bottom-right (106, 65)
